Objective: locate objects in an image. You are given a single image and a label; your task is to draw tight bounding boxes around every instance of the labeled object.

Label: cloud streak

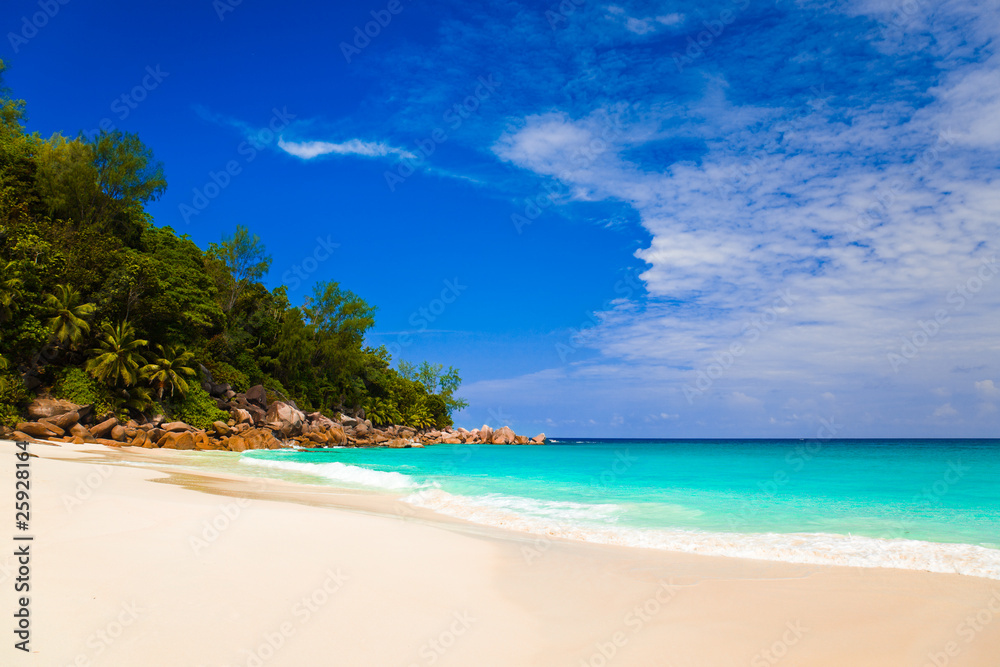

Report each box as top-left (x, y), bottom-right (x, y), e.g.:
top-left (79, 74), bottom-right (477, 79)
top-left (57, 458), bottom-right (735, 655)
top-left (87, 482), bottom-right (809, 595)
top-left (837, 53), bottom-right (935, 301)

top-left (277, 137), bottom-right (416, 160)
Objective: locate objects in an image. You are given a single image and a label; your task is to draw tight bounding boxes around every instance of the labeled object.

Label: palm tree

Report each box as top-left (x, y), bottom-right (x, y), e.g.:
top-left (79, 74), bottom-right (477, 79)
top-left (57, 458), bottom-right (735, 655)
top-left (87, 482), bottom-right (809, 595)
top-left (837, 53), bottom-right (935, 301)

top-left (0, 262), bottom-right (24, 322)
top-left (141, 344), bottom-right (197, 400)
top-left (86, 321), bottom-right (148, 387)
top-left (44, 284), bottom-right (95, 346)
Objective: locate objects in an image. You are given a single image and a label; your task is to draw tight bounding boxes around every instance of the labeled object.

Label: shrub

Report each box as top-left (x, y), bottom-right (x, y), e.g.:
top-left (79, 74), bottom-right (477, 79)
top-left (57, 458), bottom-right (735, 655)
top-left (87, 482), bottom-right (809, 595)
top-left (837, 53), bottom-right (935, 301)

top-left (170, 384), bottom-right (228, 430)
top-left (0, 374), bottom-right (29, 427)
top-left (52, 367), bottom-right (113, 416)
top-left (204, 360), bottom-right (249, 392)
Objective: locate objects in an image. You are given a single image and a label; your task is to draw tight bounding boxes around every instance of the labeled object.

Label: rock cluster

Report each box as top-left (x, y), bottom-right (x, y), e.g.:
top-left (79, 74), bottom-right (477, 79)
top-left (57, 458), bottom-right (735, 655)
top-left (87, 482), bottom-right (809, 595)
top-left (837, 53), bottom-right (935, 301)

top-left (5, 391), bottom-right (545, 452)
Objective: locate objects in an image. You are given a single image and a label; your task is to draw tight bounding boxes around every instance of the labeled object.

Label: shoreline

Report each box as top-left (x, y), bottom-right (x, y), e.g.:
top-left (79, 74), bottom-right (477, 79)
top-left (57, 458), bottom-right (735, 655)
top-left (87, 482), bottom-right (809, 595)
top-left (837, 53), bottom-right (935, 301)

top-left (4, 439), bottom-right (1000, 665)
top-left (32, 439), bottom-right (1000, 579)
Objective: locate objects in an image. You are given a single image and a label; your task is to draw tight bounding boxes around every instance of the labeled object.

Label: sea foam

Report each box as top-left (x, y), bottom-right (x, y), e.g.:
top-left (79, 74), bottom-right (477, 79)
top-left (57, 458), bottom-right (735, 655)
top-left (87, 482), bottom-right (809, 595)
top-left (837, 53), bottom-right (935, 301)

top-left (240, 457), bottom-right (418, 490)
top-left (404, 489), bottom-right (1000, 580)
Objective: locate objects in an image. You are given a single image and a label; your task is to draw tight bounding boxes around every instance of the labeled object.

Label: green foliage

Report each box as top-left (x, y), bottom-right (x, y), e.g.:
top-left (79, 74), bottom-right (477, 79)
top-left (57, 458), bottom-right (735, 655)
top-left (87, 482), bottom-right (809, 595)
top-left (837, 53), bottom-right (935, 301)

top-left (110, 385), bottom-right (156, 420)
top-left (364, 396), bottom-right (401, 427)
top-left (0, 371), bottom-right (29, 427)
top-left (141, 344), bottom-right (196, 399)
top-left (0, 63), bottom-right (470, 431)
top-left (171, 384), bottom-right (227, 430)
top-left (44, 283), bottom-right (95, 345)
top-left (207, 224), bottom-right (271, 313)
top-left (52, 367), bottom-right (113, 417)
top-left (403, 401), bottom-right (435, 429)
top-left (86, 321), bottom-right (148, 387)
top-left (204, 360), bottom-right (249, 393)
top-left (0, 260), bottom-right (22, 322)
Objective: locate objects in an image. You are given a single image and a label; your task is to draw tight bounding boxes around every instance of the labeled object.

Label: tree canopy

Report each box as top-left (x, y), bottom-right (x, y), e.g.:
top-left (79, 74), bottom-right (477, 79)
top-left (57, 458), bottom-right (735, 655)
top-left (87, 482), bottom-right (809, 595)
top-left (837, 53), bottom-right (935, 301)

top-left (0, 60), bottom-right (466, 429)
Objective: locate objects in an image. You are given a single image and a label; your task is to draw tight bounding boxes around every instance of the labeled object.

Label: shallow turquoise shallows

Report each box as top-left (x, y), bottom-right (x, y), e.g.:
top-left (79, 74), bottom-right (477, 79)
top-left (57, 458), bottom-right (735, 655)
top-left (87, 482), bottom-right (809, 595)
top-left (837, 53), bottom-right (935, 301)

top-left (235, 439), bottom-right (1000, 578)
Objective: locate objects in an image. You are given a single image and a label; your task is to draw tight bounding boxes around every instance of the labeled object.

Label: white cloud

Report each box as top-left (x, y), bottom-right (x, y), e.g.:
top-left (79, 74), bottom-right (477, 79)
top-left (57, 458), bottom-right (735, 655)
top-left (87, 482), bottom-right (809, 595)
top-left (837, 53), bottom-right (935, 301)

top-left (488, 4), bottom-right (1000, 436)
top-left (933, 403), bottom-right (958, 418)
top-left (730, 391), bottom-right (763, 407)
top-left (277, 137), bottom-right (416, 160)
top-left (975, 380), bottom-right (1000, 396)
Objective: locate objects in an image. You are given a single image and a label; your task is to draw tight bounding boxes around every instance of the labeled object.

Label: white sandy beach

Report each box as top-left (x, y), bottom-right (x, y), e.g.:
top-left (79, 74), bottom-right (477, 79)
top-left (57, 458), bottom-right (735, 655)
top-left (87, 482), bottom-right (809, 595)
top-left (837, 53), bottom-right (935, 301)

top-left (1, 439), bottom-right (999, 666)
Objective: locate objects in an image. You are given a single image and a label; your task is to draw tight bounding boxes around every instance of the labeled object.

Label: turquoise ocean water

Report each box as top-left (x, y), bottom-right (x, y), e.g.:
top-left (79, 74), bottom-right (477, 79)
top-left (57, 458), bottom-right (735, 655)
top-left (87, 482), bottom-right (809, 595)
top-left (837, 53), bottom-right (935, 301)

top-left (233, 439), bottom-right (1000, 578)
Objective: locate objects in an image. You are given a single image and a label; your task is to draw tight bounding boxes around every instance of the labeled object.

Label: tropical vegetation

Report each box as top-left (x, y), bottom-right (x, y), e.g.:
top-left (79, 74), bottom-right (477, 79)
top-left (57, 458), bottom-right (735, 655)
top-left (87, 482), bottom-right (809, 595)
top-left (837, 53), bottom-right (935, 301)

top-left (0, 60), bottom-right (467, 429)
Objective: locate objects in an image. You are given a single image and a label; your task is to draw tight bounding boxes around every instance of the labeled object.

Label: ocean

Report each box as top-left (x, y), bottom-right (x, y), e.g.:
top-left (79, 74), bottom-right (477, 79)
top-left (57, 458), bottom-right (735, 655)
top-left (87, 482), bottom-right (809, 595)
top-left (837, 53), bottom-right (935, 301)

top-left (232, 438), bottom-right (1000, 579)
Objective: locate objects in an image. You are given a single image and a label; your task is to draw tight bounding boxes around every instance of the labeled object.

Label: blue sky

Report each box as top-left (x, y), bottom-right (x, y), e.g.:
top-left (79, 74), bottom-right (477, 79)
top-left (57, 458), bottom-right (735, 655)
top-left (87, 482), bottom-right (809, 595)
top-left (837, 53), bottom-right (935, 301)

top-left (3, 0), bottom-right (999, 437)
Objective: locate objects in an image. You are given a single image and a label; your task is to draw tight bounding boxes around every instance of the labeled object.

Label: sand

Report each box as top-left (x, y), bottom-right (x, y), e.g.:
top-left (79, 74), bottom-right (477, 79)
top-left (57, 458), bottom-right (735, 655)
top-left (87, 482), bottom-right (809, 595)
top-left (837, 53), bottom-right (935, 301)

top-left (1, 439), bottom-right (998, 666)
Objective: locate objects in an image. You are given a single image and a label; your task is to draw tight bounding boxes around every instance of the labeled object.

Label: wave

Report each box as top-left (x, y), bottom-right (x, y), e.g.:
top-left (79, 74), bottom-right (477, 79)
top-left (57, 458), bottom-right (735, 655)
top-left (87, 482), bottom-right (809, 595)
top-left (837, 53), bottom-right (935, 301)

top-left (240, 456), bottom-right (418, 490)
top-left (403, 489), bottom-right (1000, 580)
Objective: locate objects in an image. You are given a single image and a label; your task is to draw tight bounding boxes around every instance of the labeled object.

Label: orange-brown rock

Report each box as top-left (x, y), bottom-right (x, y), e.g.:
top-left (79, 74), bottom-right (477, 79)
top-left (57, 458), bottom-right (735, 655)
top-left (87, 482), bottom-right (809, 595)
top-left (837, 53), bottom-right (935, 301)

top-left (27, 397), bottom-right (83, 420)
top-left (110, 425), bottom-right (127, 442)
top-left (225, 435), bottom-right (249, 452)
top-left (70, 423), bottom-right (93, 440)
top-left (264, 401), bottom-right (305, 438)
top-left (307, 431), bottom-right (330, 445)
top-left (326, 423), bottom-right (346, 445)
top-left (90, 417), bottom-right (118, 439)
top-left (194, 431), bottom-right (222, 450)
top-left (243, 428), bottom-right (282, 450)
top-left (41, 410), bottom-right (80, 431)
top-left (130, 430), bottom-right (149, 448)
top-left (161, 421), bottom-right (191, 433)
top-left (491, 426), bottom-right (516, 445)
top-left (157, 431), bottom-right (196, 450)
top-left (15, 421), bottom-right (63, 439)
